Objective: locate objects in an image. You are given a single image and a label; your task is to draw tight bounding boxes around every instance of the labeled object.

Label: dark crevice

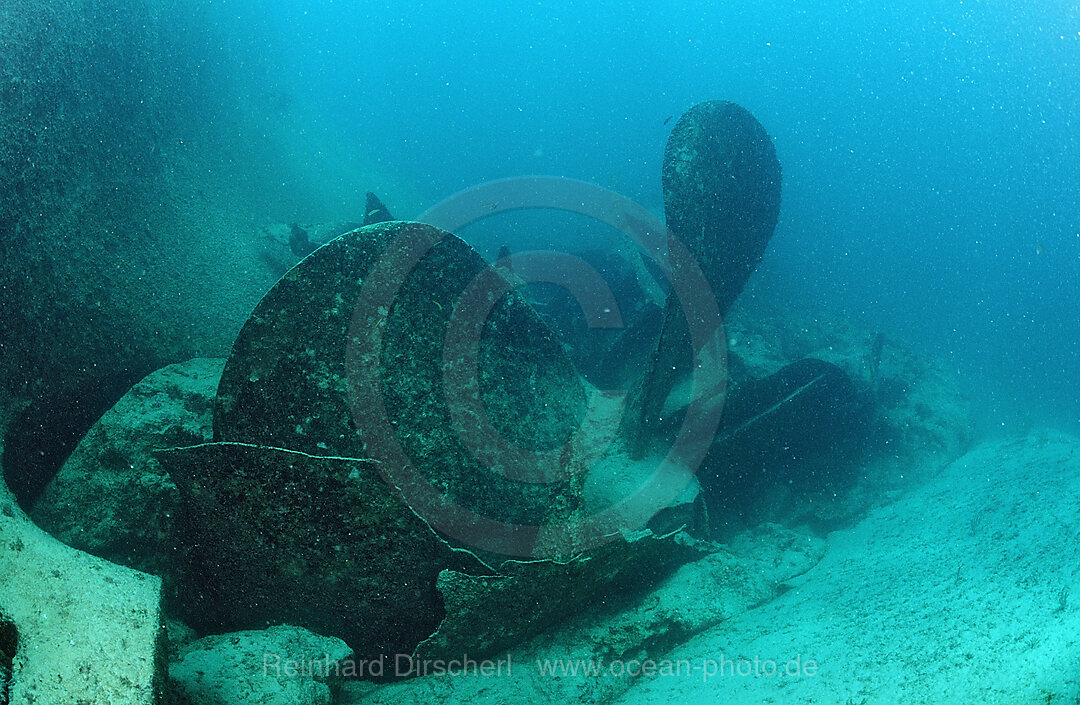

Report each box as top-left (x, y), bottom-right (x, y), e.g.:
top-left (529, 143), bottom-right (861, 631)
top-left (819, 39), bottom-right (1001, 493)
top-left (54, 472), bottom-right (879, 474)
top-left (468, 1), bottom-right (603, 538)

top-left (0, 615), bottom-right (16, 705)
top-left (2, 365), bottom-right (151, 508)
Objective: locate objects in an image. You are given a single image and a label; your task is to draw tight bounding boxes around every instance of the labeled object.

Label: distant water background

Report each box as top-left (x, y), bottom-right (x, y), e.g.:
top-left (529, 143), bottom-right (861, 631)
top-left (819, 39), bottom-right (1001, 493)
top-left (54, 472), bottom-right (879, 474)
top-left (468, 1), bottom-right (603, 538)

top-left (193, 0), bottom-right (1079, 435)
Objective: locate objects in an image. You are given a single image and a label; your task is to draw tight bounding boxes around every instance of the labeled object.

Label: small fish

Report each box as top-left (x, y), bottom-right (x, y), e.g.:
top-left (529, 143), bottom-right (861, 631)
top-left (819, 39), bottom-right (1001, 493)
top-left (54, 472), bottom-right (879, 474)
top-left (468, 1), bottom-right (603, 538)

top-left (662, 115), bottom-right (674, 126)
top-left (1036, 243), bottom-right (1045, 255)
top-left (363, 192), bottom-right (395, 225)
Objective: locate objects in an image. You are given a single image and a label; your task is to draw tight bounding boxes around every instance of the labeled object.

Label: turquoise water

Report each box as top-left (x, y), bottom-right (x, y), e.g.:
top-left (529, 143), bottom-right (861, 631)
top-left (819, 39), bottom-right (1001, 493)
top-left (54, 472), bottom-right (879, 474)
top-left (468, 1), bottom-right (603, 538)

top-left (207, 0), bottom-right (1079, 432)
top-left (2, 1), bottom-right (1079, 703)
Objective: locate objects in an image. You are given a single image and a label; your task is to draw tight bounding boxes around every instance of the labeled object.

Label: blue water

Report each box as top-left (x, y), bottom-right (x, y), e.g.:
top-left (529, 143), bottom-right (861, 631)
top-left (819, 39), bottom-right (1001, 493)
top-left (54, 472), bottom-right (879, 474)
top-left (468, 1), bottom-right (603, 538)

top-left (211, 0), bottom-right (1079, 434)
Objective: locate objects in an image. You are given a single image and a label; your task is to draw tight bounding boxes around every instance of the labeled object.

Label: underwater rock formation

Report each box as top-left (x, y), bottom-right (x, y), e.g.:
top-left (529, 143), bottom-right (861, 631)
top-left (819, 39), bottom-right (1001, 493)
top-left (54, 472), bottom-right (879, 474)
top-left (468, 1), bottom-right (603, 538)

top-left (29, 358), bottom-right (223, 587)
top-left (0, 481), bottom-right (165, 703)
top-left (168, 625), bottom-right (351, 705)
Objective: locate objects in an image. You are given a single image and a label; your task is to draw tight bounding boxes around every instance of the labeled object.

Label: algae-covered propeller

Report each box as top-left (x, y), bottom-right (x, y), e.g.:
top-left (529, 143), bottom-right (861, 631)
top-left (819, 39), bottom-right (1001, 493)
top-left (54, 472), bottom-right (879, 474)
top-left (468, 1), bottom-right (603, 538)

top-left (624, 100), bottom-right (783, 458)
top-left (162, 220), bottom-right (701, 662)
top-left (161, 98), bottom-right (786, 664)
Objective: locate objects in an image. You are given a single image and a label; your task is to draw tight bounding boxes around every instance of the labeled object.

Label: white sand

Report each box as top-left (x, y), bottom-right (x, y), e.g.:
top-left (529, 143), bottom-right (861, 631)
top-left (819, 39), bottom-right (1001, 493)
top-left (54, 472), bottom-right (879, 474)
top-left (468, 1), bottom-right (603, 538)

top-left (612, 430), bottom-right (1080, 704)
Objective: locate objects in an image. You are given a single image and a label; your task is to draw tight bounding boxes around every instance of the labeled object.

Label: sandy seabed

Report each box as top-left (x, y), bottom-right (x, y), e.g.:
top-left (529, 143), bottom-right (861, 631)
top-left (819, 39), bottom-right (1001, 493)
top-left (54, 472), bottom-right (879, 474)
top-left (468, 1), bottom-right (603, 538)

top-left (612, 430), bottom-right (1080, 705)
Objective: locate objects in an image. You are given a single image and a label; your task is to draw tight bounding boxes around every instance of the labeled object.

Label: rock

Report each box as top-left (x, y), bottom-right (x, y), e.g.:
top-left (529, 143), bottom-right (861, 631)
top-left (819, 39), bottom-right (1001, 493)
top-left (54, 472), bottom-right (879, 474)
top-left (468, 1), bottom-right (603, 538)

top-left (29, 358), bottom-right (224, 586)
top-left (163, 617), bottom-right (198, 659)
top-left (0, 480), bottom-right (166, 704)
top-left (168, 625), bottom-right (351, 705)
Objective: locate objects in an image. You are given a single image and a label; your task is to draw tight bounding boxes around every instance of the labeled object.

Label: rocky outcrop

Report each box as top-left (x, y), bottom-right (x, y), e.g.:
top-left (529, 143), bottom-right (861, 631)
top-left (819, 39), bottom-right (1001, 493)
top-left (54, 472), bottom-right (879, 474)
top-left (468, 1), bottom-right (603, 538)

top-left (168, 625), bottom-right (351, 705)
top-left (1, 481), bottom-right (165, 704)
top-left (29, 358), bottom-right (223, 587)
